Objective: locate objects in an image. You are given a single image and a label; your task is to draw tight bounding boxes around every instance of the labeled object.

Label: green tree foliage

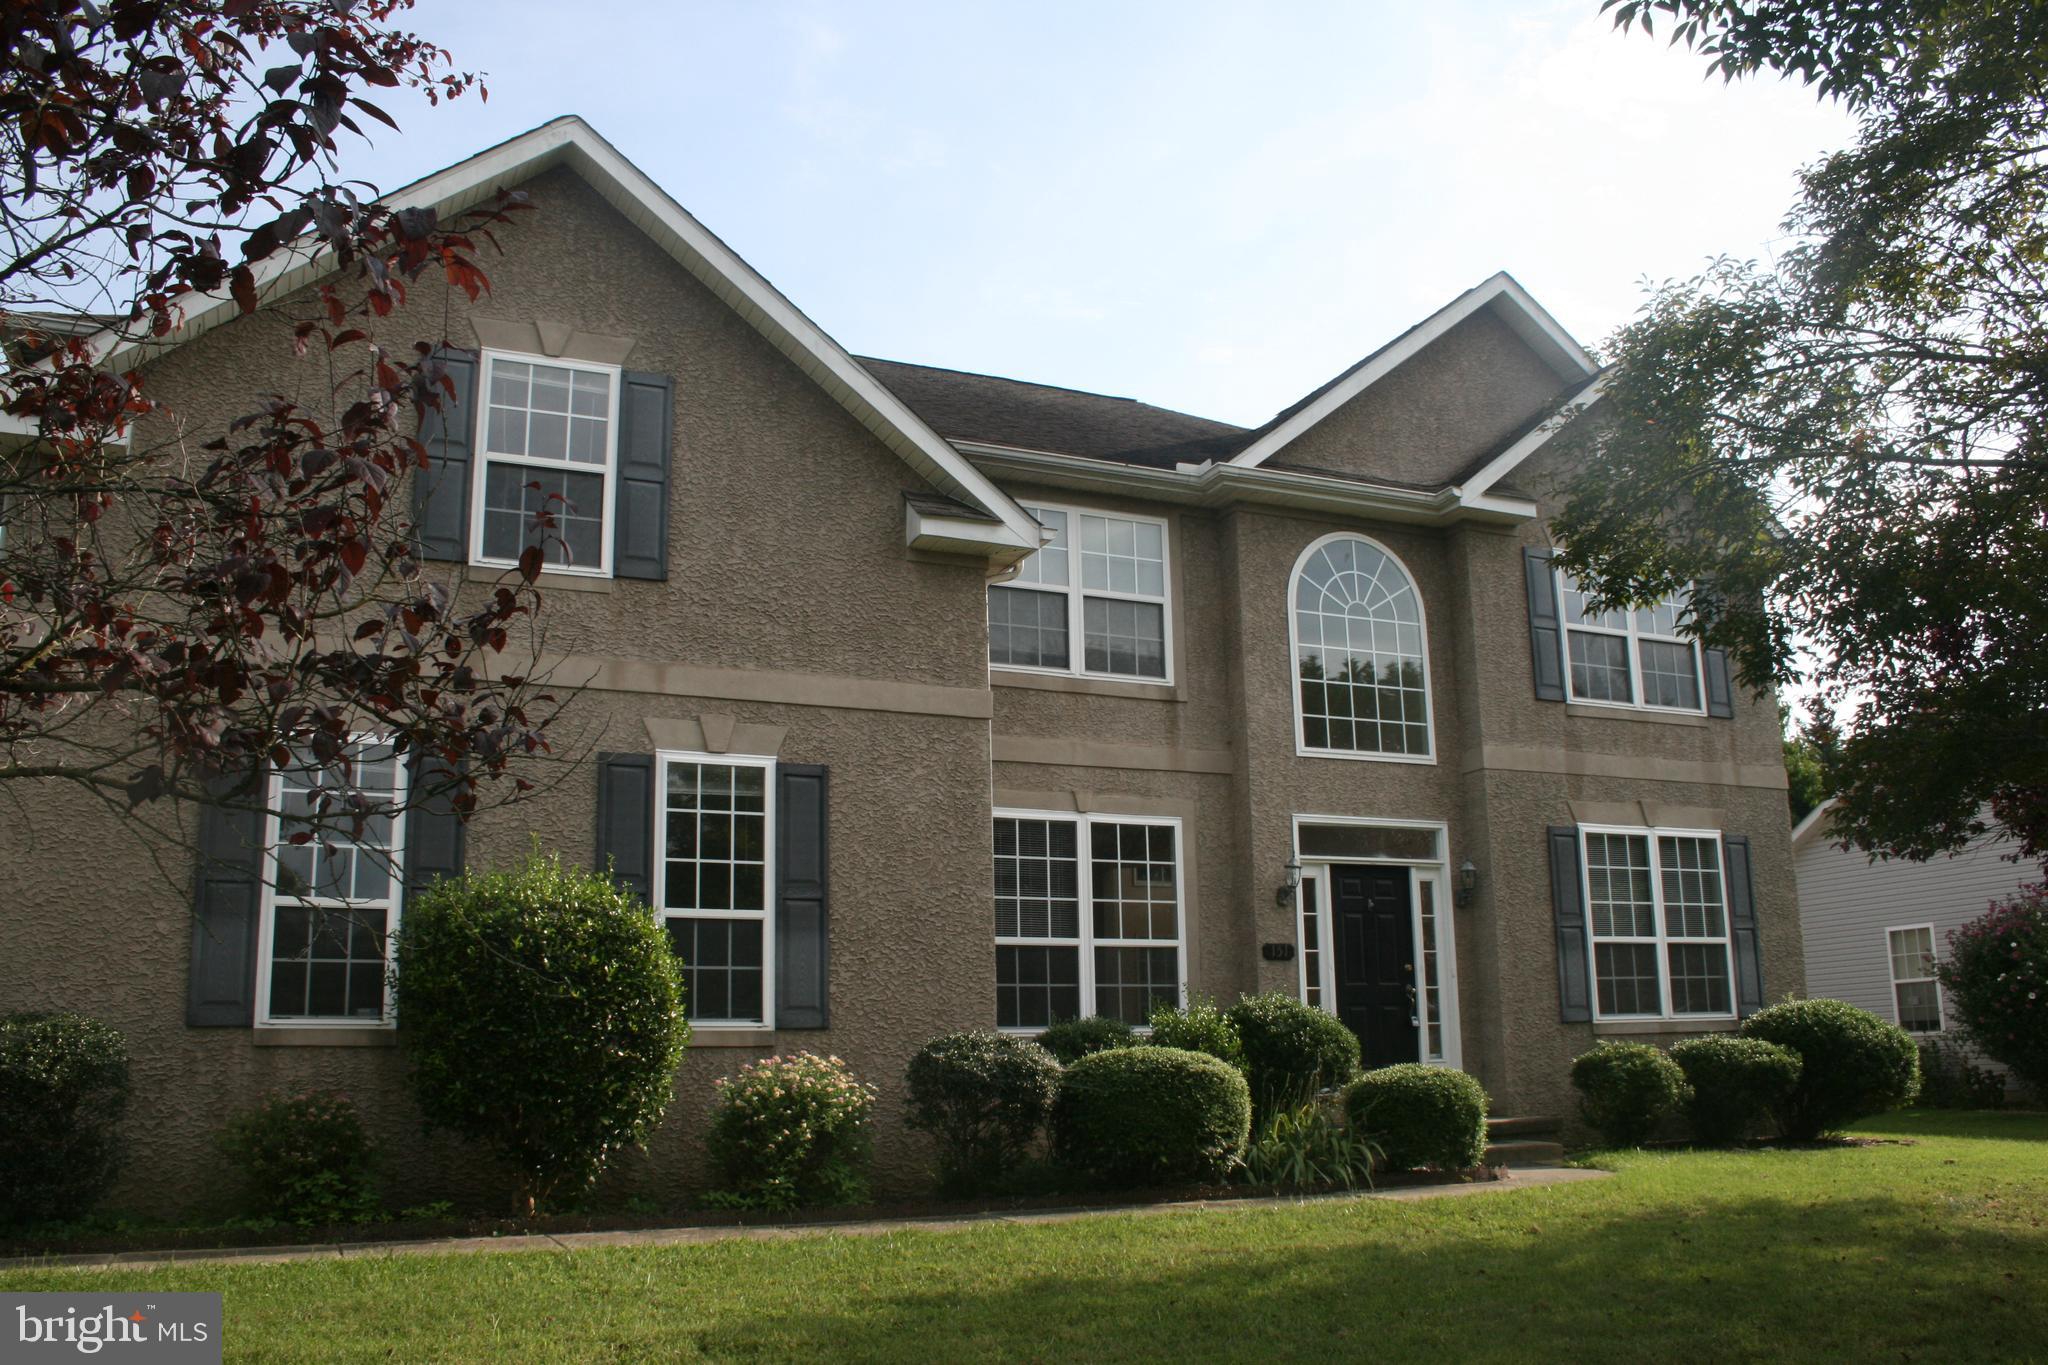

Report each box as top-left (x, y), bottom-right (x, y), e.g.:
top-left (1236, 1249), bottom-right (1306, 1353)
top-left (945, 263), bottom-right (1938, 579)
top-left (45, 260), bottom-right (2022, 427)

top-left (1559, 2), bottom-right (2048, 864)
top-left (390, 852), bottom-right (688, 1214)
top-left (1936, 883), bottom-right (2048, 1100)
top-left (1782, 705), bottom-right (1827, 824)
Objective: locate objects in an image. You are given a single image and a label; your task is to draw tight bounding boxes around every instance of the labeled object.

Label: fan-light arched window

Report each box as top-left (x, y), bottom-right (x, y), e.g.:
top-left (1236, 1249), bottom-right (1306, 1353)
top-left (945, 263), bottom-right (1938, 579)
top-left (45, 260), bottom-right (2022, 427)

top-left (1291, 535), bottom-right (1434, 760)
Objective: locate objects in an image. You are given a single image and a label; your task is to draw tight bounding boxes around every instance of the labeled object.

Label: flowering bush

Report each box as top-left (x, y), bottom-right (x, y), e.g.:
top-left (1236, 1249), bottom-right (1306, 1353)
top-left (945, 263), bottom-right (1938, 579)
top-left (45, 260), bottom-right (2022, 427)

top-left (1938, 884), bottom-right (2048, 1101)
top-left (218, 1091), bottom-right (380, 1227)
top-left (0, 1012), bottom-right (130, 1230)
top-left (706, 1053), bottom-right (879, 1210)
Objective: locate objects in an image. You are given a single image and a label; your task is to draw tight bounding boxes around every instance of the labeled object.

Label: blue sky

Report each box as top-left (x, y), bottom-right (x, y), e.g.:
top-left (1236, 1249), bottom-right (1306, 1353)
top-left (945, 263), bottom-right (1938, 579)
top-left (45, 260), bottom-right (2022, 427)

top-left (358, 0), bottom-right (1852, 427)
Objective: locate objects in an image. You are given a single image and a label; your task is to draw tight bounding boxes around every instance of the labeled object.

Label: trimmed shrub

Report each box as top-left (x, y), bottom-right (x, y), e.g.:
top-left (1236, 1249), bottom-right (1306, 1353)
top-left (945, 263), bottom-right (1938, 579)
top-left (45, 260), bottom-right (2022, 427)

top-left (1937, 884), bottom-right (2048, 1101)
top-left (904, 1031), bottom-right (1061, 1195)
top-left (219, 1091), bottom-right (381, 1227)
top-left (1147, 996), bottom-right (1246, 1073)
top-left (391, 851), bottom-right (689, 1213)
top-left (1225, 992), bottom-right (1361, 1121)
top-left (706, 1053), bottom-right (879, 1209)
top-left (1915, 1037), bottom-right (2007, 1110)
top-left (1052, 1046), bottom-right (1251, 1186)
top-left (1570, 1042), bottom-right (1689, 1147)
top-left (0, 1012), bottom-right (130, 1229)
top-left (1344, 1064), bottom-right (1489, 1172)
top-left (1241, 1095), bottom-right (1379, 1190)
top-left (1038, 1015), bottom-right (1136, 1064)
top-left (1669, 1036), bottom-right (1803, 1146)
top-left (1742, 997), bottom-right (1920, 1140)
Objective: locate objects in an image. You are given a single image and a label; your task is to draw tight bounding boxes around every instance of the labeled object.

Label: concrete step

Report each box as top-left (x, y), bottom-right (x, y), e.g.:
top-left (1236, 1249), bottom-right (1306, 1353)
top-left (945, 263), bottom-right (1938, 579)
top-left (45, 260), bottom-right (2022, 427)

top-left (1483, 1138), bottom-right (1567, 1168)
top-left (1486, 1115), bottom-right (1564, 1140)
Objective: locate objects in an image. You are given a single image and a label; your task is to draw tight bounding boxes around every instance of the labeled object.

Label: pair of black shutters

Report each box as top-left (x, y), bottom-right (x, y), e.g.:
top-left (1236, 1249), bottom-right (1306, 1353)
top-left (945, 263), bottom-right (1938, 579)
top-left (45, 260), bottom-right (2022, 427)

top-left (594, 754), bottom-right (831, 1030)
top-left (190, 757), bottom-right (833, 1031)
top-left (1522, 546), bottom-right (1734, 716)
top-left (1547, 827), bottom-right (1765, 1023)
top-left (412, 349), bottom-right (675, 580)
top-left (187, 760), bottom-right (465, 1026)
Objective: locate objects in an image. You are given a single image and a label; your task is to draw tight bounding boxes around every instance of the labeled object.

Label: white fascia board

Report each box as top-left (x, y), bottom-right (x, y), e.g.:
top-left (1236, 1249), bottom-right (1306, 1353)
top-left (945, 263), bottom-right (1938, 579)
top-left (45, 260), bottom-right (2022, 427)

top-left (904, 502), bottom-right (1037, 564)
top-left (1229, 272), bottom-right (1598, 471)
top-left (67, 117), bottom-right (1040, 546)
top-left (1790, 797), bottom-right (1838, 853)
top-left (1456, 371), bottom-right (1609, 505)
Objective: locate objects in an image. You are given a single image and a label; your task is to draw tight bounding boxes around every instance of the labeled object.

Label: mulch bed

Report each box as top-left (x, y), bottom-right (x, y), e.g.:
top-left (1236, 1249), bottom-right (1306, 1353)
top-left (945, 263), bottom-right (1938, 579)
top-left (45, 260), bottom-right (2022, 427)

top-left (0, 1166), bottom-right (1505, 1259)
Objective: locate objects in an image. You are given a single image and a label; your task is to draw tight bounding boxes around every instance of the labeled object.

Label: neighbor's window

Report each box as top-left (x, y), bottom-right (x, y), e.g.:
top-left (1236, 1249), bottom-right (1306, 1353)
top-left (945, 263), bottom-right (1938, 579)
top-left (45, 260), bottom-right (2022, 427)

top-left (471, 352), bottom-right (619, 575)
top-left (1887, 925), bottom-right (1944, 1032)
top-left (259, 740), bottom-right (407, 1025)
top-left (993, 812), bottom-right (1182, 1029)
top-left (988, 503), bottom-right (1171, 682)
top-left (657, 754), bottom-right (774, 1025)
top-left (1557, 571), bottom-right (1703, 712)
top-left (1293, 534), bottom-right (1433, 758)
top-left (1582, 826), bottom-right (1733, 1020)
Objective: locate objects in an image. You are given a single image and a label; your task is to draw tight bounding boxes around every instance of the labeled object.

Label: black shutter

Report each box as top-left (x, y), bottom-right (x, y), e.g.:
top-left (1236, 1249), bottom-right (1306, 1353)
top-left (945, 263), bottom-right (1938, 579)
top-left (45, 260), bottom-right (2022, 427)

top-left (1524, 547), bottom-right (1567, 702)
top-left (595, 753), bottom-right (655, 906)
top-left (188, 772), bottom-right (265, 1027)
top-left (403, 754), bottom-right (466, 902)
top-left (613, 371), bottom-right (673, 581)
top-left (776, 764), bottom-right (830, 1030)
top-left (1703, 647), bottom-right (1735, 719)
top-left (414, 348), bottom-right (478, 561)
top-left (1549, 825), bottom-right (1591, 1023)
top-left (1724, 835), bottom-right (1764, 1016)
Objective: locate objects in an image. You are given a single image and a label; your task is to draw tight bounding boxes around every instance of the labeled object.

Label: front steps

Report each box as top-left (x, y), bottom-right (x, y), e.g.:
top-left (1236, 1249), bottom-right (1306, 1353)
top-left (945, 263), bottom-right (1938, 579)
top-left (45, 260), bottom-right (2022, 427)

top-left (1483, 1115), bottom-right (1565, 1167)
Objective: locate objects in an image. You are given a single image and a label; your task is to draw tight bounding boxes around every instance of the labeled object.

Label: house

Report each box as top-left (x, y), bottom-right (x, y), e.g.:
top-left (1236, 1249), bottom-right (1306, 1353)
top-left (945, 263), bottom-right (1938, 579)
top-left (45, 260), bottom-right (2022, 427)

top-left (1795, 798), bottom-right (2031, 1065)
top-left (0, 117), bottom-right (1802, 1210)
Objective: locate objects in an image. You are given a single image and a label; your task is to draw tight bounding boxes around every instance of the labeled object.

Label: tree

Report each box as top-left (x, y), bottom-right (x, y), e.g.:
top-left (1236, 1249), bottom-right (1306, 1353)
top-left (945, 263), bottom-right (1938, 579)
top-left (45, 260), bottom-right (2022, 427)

top-left (0, 1), bottom-right (559, 848)
top-left (1552, 1), bottom-right (2048, 865)
top-left (1782, 704), bottom-right (1826, 824)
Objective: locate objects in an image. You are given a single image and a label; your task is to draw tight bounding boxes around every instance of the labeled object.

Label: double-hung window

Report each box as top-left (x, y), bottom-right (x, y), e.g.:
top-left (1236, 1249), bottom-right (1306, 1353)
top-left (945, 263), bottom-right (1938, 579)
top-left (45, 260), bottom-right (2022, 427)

top-left (988, 503), bottom-right (1171, 682)
top-left (471, 351), bottom-right (620, 576)
top-left (993, 811), bottom-right (1183, 1028)
top-left (1887, 925), bottom-right (1944, 1032)
top-left (656, 753), bottom-right (774, 1026)
top-left (1557, 572), bottom-right (1703, 712)
top-left (1581, 825), bottom-right (1734, 1020)
top-left (257, 740), bottom-right (407, 1026)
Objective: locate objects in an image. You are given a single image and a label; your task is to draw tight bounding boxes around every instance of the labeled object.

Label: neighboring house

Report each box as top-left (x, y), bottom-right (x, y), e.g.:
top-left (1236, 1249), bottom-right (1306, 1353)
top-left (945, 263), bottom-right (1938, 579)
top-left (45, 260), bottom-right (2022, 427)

top-left (0, 117), bottom-right (1802, 1210)
top-left (1794, 798), bottom-right (2031, 1044)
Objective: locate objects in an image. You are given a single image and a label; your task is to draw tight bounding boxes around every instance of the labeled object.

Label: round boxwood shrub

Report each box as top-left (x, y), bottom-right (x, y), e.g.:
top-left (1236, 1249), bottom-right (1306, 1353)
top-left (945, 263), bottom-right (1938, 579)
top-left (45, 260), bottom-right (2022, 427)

top-left (1741, 997), bottom-right (1920, 1140)
top-left (1344, 1064), bottom-right (1488, 1172)
top-left (1669, 1036), bottom-right (1802, 1146)
top-left (1052, 1046), bottom-right (1251, 1186)
top-left (1570, 1041), bottom-right (1689, 1148)
top-left (707, 1052), bottom-right (879, 1210)
top-left (1147, 996), bottom-right (1245, 1073)
top-left (0, 1011), bottom-right (130, 1229)
top-left (391, 851), bottom-right (689, 1213)
top-left (1937, 884), bottom-right (2048, 1102)
top-left (1225, 992), bottom-right (1360, 1121)
top-left (904, 1030), bottom-right (1062, 1195)
top-left (219, 1090), bottom-right (381, 1227)
top-left (1038, 1015), bottom-right (1136, 1064)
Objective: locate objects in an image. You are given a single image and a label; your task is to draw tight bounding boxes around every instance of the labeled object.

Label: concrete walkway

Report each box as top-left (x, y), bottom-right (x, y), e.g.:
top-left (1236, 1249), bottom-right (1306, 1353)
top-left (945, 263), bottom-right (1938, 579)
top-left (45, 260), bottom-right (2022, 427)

top-left (4, 1166), bottom-right (1611, 1273)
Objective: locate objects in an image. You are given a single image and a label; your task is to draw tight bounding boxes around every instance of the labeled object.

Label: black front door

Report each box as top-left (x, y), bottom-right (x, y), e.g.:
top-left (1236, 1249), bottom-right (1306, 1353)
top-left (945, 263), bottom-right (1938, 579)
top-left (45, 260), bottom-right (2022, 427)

top-left (1333, 866), bottom-right (1419, 1069)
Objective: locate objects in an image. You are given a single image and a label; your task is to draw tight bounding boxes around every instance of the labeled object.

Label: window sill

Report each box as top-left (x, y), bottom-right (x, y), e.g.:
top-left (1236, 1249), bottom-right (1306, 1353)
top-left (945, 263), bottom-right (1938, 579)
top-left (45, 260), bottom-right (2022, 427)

top-left (251, 1028), bottom-right (398, 1048)
top-left (689, 1028), bottom-right (776, 1049)
top-left (1565, 703), bottom-right (1709, 728)
top-left (993, 671), bottom-right (1180, 702)
top-left (1592, 1017), bottom-right (1737, 1036)
top-left (463, 564), bottom-right (616, 594)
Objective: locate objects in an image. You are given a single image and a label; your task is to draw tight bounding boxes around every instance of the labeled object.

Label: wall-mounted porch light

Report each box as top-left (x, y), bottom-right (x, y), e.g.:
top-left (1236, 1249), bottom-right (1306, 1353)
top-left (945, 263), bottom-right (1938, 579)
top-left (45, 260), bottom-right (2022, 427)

top-left (1275, 854), bottom-right (1303, 908)
top-left (1457, 859), bottom-right (1479, 909)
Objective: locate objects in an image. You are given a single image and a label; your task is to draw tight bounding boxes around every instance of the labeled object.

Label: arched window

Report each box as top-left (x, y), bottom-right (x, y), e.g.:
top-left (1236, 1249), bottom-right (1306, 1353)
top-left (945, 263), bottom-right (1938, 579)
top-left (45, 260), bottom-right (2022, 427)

top-left (1292, 535), bottom-right (1433, 759)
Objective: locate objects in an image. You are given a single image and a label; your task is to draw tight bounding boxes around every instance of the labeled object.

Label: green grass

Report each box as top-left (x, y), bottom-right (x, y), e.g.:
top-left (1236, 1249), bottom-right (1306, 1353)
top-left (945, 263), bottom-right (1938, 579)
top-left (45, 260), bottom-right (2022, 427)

top-left (4, 1110), bottom-right (2044, 1362)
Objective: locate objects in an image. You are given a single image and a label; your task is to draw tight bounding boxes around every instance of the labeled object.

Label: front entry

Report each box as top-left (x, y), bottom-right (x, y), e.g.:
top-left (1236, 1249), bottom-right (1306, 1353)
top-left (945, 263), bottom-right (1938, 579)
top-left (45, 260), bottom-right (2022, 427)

top-left (1333, 865), bottom-right (1419, 1068)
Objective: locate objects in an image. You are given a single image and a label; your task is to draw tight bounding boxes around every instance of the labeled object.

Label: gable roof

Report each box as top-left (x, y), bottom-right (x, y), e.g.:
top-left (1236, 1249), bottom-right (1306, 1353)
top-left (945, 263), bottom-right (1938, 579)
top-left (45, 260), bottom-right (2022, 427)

top-left (67, 116), bottom-right (1041, 555)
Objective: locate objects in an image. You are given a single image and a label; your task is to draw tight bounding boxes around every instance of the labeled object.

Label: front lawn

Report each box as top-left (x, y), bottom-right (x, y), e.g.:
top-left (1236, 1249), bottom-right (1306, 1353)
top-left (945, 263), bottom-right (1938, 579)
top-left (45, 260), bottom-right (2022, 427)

top-left (5, 1110), bottom-right (2043, 1362)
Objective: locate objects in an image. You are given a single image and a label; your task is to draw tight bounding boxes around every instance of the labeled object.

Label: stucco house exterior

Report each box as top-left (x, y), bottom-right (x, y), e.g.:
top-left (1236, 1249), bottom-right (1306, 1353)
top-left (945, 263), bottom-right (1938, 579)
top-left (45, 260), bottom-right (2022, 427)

top-left (0, 117), bottom-right (1802, 1210)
